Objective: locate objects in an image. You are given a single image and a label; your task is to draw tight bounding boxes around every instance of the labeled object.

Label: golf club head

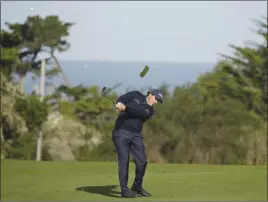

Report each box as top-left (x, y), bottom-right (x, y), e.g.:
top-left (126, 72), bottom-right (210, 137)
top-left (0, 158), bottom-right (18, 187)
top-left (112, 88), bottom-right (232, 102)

top-left (101, 86), bottom-right (107, 93)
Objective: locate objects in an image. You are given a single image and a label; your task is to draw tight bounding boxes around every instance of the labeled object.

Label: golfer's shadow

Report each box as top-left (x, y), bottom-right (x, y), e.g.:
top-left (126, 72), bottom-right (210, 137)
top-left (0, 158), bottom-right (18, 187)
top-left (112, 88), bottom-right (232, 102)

top-left (76, 185), bottom-right (121, 198)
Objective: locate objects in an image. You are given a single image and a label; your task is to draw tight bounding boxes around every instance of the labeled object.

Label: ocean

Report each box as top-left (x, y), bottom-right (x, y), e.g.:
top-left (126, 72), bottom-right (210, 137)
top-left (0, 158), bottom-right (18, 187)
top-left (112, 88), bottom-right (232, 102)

top-left (24, 60), bottom-right (216, 95)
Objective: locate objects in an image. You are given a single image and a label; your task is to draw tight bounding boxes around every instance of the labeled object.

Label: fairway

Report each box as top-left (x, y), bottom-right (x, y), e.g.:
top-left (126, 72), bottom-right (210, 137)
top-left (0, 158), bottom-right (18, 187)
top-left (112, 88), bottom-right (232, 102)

top-left (1, 160), bottom-right (267, 201)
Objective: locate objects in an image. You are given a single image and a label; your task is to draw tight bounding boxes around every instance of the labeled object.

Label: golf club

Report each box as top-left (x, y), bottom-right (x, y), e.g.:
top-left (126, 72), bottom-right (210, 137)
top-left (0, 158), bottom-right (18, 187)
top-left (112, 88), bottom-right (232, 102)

top-left (101, 86), bottom-right (116, 104)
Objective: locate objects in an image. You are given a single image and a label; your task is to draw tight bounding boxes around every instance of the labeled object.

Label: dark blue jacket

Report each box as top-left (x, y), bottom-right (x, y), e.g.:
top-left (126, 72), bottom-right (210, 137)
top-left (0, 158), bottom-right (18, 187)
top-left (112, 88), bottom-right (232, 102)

top-left (113, 91), bottom-right (154, 133)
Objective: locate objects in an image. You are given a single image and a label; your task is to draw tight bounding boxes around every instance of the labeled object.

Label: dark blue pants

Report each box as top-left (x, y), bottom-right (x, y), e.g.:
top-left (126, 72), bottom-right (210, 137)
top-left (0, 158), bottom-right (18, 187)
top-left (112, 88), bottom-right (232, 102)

top-left (112, 129), bottom-right (148, 193)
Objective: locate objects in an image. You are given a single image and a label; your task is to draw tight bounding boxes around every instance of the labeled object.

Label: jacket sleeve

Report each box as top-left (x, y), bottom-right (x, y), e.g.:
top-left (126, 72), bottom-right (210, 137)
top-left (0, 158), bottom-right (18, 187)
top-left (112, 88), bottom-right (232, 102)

top-left (125, 102), bottom-right (153, 118)
top-left (116, 91), bottom-right (137, 104)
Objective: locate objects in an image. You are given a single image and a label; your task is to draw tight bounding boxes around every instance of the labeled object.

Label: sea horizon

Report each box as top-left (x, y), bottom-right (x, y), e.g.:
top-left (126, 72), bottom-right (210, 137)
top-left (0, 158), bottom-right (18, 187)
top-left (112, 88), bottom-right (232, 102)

top-left (24, 60), bottom-right (217, 95)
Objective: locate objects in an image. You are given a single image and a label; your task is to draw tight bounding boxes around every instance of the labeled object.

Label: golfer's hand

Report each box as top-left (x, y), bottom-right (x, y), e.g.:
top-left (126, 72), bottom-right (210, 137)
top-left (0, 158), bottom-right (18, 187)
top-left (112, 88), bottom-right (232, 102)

top-left (115, 102), bottom-right (126, 111)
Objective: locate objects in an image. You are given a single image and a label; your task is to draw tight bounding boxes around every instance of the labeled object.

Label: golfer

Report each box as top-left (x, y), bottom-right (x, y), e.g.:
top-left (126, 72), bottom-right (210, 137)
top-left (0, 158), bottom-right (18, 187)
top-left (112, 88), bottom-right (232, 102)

top-left (112, 89), bottom-right (163, 198)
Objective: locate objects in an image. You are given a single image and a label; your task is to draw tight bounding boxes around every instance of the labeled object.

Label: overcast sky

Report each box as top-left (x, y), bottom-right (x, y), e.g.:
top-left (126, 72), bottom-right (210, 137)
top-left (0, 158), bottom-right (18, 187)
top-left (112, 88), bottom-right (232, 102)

top-left (1, 1), bottom-right (267, 62)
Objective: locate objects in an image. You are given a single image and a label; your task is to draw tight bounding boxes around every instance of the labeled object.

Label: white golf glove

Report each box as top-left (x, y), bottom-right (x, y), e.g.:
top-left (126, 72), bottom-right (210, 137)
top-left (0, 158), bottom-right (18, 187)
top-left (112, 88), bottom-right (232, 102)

top-left (115, 102), bottom-right (126, 111)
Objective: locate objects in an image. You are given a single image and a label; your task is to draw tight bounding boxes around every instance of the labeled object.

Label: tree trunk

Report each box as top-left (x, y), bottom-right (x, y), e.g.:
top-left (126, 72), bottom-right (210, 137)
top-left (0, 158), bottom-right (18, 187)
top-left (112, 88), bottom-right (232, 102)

top-left (51, 54), bottom-right (72, 87)
top-left (19, 73), bottom-right (25, 93)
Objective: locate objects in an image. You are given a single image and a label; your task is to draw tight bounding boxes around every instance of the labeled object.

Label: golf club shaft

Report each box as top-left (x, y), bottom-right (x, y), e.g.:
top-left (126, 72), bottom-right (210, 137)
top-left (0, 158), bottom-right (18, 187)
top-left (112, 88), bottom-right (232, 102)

top-left (106, 95), bottom-right (115, 104)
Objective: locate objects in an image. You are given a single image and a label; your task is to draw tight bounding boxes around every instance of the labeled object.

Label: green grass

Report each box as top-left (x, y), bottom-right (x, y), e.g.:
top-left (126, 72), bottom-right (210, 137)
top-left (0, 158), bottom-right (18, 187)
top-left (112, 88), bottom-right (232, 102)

top-left (1, 160), bottom-right (267, 201)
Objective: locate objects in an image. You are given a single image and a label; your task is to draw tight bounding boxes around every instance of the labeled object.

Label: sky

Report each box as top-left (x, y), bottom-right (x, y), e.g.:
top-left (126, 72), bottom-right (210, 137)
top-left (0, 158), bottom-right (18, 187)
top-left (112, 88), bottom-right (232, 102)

top-left (1, 1), bottom-right (267, 63)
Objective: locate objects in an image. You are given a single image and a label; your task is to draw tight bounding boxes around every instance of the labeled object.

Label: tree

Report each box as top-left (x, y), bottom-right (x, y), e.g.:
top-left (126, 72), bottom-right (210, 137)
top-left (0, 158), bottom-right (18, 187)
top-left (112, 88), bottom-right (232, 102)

top-left (41, 15), bottom-right (74, 87)
top-left (2, 20), bottom-right (45, 92)
top-left (46, 85), bottom-right (117, 127)
top-left (0, 30), bottom-right (21, 79)
top-left (219, 16), bottom-right (267, 120)
top-left (1, 15), bottom-right (74, 92)
top-left (14, 95), bottom-right (48, 132)
top-left (0, 72), bottom-right (28, 159)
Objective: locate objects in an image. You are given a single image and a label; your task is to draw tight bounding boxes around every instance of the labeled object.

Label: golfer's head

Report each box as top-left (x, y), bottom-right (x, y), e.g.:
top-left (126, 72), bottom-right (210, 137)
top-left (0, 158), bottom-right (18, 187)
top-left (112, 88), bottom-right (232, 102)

top-left (146, 89), bottom-right (163, 106)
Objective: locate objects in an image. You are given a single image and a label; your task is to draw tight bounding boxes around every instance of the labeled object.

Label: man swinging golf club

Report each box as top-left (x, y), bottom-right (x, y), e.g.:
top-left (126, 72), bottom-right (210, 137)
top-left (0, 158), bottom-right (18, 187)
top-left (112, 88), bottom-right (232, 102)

top-left (112, 89), bottom-right (163, 198)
